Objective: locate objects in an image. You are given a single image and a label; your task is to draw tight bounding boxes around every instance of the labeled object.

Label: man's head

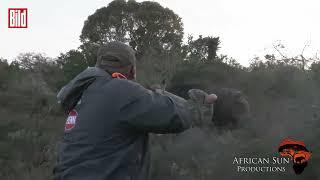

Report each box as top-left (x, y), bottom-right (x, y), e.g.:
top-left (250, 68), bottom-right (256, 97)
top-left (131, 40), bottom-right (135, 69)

top-left (95, 42), bottom-right (136, 80)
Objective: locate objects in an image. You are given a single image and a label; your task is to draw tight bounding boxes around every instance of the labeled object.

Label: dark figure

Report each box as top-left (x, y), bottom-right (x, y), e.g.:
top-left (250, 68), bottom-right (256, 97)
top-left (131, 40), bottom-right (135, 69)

top-left (212, 88), bottom-right (250, 129)
top-left (169, 85), bottom-right (250, 129)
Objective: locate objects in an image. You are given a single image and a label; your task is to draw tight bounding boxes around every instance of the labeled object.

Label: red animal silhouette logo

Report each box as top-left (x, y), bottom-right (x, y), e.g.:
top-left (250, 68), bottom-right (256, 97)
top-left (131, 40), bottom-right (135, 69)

top-left (278, 138), bottom-right (312, 174)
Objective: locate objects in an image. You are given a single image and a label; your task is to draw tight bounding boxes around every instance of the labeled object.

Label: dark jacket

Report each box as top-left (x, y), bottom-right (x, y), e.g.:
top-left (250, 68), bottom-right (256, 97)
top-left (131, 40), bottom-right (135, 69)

top-left (53, 67), bottom-right (193, 180)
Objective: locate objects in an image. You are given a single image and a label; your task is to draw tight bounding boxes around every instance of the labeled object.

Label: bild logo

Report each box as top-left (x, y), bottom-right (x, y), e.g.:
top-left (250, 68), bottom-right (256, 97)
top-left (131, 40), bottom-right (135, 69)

top-left (8, 8), bottom-right (28, 28)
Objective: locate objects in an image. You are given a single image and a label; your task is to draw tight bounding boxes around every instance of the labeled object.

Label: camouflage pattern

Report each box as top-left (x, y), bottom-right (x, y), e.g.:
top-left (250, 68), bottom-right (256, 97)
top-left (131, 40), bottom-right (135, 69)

top-left (150, 87), bottom-right (215, 128)
top-left (187, 89), bottom-right (215, 127)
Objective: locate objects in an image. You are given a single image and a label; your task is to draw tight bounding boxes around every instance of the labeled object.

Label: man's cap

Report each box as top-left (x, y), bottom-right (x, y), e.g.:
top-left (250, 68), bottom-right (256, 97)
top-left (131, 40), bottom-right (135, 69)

top-left (95, 42), bottom-right (136, 71)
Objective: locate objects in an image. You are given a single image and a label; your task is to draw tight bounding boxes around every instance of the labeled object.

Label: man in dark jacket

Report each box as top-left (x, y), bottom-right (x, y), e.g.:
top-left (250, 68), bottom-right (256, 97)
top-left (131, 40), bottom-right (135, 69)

top-left (53, 42), bottom-right (217, 180)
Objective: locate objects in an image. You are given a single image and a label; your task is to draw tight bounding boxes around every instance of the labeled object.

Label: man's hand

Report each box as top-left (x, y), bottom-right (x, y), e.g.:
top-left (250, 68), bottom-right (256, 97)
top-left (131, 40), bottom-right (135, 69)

top-left (188, 89), bottom-right (217, 127)
top-left (188, 89), bottom-right (217, 104)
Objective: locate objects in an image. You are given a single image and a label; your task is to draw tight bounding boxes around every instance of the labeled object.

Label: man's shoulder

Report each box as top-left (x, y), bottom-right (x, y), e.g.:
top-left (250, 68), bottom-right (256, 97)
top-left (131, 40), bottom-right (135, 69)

top-left (107, 79), bottom-right (150, 98)
top-left (109, 79), bottom-right (143, 89)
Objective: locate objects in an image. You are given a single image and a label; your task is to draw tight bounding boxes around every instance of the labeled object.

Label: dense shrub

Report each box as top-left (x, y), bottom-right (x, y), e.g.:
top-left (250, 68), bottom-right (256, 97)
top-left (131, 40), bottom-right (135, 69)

top-left (1, 56), bottom-right (320, 179)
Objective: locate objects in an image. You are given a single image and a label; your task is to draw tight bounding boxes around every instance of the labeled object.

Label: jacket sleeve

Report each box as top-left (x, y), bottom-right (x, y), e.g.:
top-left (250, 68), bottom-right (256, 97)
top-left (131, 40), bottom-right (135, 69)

top-left (118, 82), bottom-right (194, 134)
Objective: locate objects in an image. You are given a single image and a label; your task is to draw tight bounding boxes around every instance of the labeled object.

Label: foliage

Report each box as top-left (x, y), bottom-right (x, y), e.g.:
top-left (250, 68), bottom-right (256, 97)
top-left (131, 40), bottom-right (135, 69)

top-left (310, 61), bottom-right (320, 82)
top-left (0, 58), bottom-right (10, 90)
top-left (56, 50), bottom-right (88, 87)
top-left (16, 53), bottom-right (49, 71)
top-left (184, 35), bottom-right (221, 62)
top-left (137, 47), bottom-right (183, 87)
top-left (2, 49), bottom-right (320, 180)
top-left (80, 0), bottom-right (184, 59)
